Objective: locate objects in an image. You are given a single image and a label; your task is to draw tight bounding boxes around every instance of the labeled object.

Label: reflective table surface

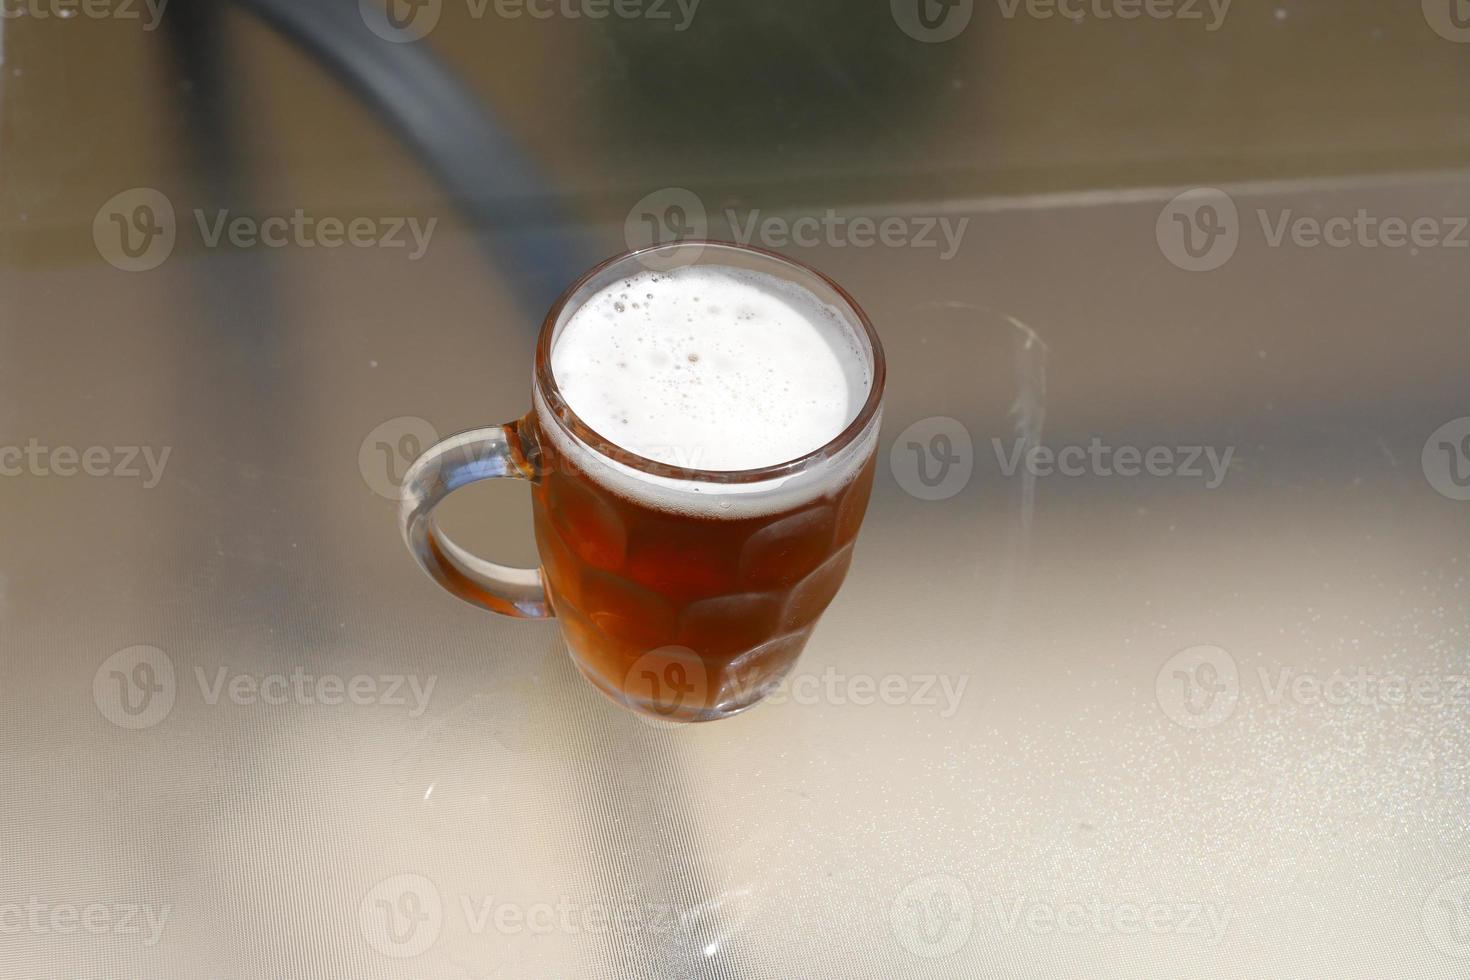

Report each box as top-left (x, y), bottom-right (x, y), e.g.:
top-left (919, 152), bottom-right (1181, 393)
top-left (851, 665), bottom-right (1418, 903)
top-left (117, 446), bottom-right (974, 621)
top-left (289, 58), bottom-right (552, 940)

top-left (3, 3), bottom-right (1470, 977)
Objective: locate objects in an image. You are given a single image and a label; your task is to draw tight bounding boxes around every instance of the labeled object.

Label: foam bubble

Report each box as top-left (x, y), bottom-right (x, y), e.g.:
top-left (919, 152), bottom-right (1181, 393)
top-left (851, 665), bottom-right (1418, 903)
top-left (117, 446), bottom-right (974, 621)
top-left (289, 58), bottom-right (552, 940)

top-left (542, 265), bottom-right (876, 517)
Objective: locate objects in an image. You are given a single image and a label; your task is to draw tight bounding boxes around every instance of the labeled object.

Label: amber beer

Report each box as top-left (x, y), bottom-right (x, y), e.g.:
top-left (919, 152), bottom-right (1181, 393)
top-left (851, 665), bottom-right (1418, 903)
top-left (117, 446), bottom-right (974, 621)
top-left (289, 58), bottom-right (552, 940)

top-left (531, 432), bottom-right (877, 720)
top-left (398, 243), bottom-right (885, 722)
top-left (528, 255), bottom-right (884, 721)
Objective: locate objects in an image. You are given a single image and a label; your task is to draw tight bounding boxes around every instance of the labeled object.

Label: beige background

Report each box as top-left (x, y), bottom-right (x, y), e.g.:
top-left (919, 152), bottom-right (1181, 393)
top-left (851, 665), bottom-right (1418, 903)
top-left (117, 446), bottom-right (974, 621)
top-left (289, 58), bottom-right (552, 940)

top-left (2, 3), bottom-right (1470, 977)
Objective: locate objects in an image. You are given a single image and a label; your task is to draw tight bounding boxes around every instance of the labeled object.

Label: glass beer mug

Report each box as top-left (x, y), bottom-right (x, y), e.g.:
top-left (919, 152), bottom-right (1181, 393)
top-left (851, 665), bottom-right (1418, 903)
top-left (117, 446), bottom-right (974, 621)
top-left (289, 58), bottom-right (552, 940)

top-left (399, 242), bottom-right (885, 722)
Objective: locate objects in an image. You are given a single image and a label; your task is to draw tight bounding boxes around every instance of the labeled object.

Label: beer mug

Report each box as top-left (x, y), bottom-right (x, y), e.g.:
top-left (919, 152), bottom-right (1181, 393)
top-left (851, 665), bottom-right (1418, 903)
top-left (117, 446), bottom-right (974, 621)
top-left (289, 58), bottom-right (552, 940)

top-left (399, 242), bottom-right (886, 722)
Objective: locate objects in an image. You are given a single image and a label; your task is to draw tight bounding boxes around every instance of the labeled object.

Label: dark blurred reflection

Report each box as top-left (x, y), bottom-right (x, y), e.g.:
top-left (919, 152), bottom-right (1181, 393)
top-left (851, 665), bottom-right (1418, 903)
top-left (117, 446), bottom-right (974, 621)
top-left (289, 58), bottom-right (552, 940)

top-left (598, 2), bottom-right (965, 147)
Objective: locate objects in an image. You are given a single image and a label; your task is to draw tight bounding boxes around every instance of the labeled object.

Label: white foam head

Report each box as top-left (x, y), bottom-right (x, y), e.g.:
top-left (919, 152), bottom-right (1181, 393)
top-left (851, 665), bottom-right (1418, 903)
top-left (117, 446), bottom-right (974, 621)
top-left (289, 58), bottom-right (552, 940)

top-left (539, 264), bottom-right (878, 517)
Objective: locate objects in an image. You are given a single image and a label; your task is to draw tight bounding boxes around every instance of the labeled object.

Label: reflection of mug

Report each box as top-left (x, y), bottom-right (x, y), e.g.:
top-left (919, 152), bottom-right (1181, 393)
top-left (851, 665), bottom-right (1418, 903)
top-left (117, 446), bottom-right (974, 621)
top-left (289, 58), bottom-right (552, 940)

top-left (399, 242), bottom-right (886, 722)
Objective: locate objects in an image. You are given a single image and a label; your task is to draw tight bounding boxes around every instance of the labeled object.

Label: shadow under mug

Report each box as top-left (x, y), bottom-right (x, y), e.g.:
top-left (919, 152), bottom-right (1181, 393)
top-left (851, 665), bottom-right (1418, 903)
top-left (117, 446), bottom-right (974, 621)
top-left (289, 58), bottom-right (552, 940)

top-left (399, 241), bottom-right (886, 722)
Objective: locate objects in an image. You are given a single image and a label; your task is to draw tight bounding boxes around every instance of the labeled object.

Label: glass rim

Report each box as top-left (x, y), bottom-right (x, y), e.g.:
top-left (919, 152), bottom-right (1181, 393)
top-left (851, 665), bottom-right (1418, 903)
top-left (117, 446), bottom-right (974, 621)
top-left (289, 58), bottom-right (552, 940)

top-left (533, 240), bottom-right (887, 485)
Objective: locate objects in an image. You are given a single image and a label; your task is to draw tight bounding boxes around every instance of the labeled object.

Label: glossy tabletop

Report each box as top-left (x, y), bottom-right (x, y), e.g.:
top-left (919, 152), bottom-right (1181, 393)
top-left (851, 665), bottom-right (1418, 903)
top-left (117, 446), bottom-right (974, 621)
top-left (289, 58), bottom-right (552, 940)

top-left (2, 3), bottom-right (1470, 977)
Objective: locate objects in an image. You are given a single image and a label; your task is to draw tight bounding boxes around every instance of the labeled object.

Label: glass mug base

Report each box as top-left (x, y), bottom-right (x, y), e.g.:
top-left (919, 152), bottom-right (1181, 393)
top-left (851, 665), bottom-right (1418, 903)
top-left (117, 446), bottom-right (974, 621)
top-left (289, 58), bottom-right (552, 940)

top-left (397, 242), bottom-right (886, 722)
top-left (564, 636), bottom-right (804, 724)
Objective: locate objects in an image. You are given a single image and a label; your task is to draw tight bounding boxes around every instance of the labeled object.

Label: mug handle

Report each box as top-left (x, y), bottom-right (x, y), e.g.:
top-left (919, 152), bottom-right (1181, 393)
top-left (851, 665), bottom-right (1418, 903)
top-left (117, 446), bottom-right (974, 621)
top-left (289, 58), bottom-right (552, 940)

top-left (398, 419), bottom-right (553, 619)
